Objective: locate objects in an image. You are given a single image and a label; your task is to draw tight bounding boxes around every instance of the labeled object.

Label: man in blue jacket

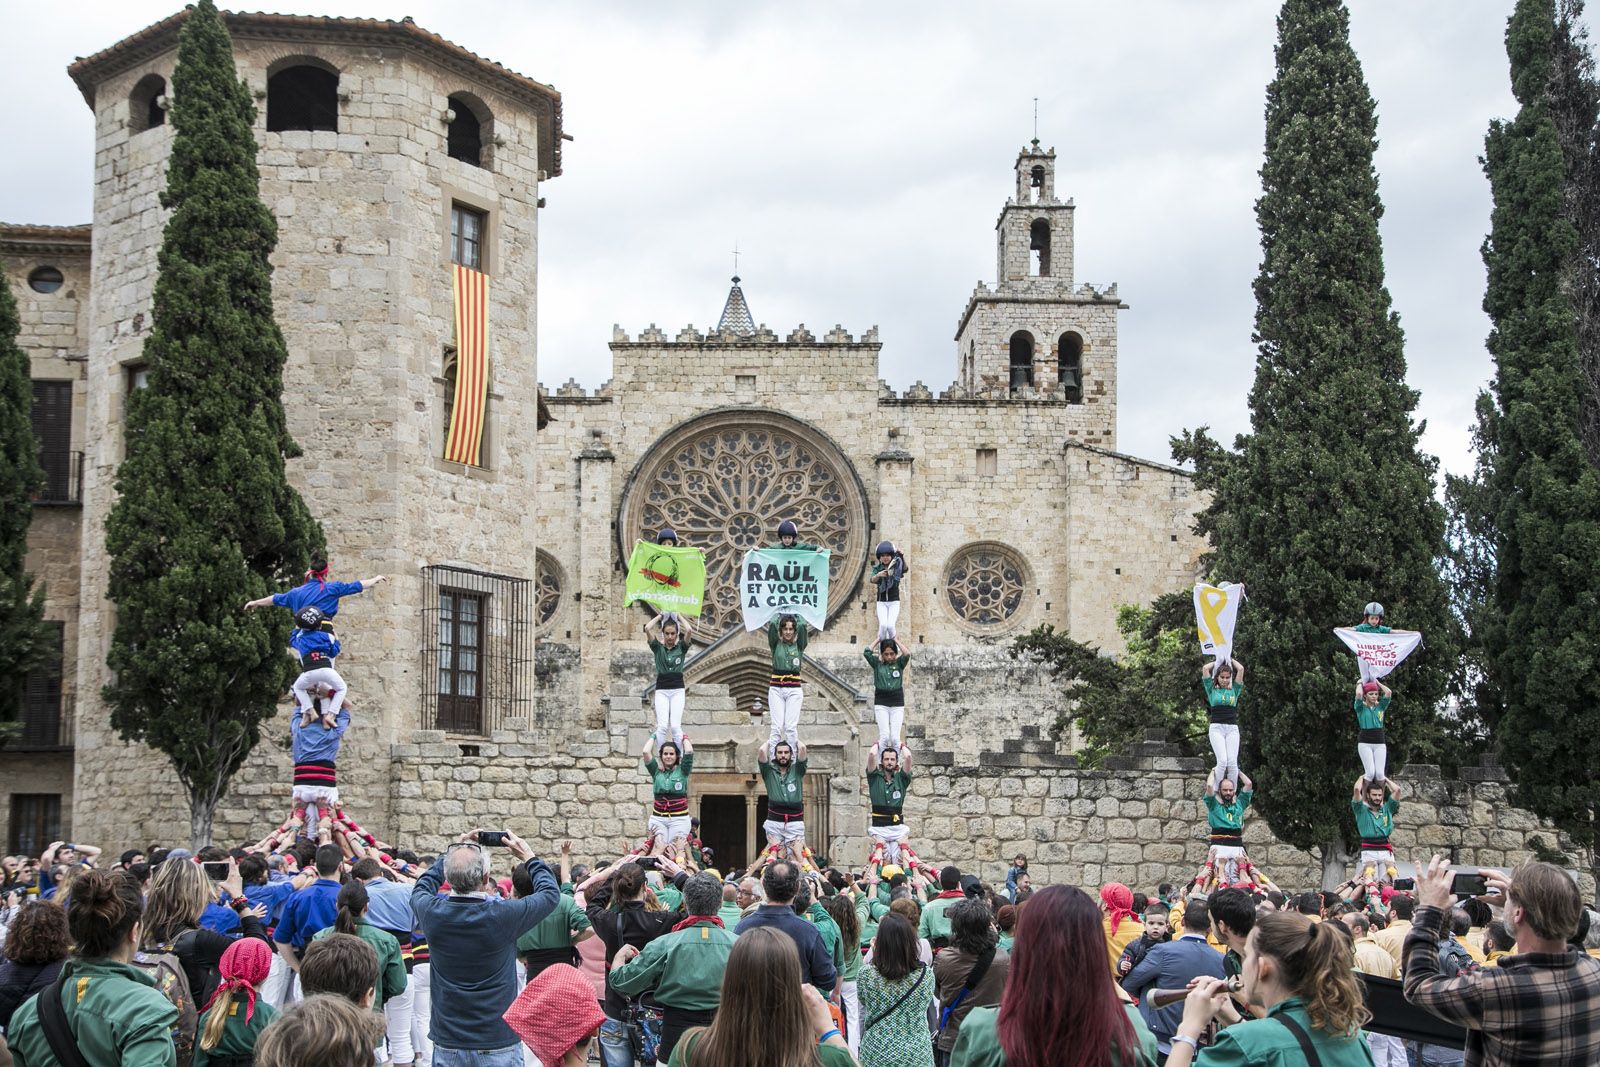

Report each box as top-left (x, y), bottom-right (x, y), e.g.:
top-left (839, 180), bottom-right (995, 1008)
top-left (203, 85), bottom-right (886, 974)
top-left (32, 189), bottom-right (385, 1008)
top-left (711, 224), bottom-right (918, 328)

top-left (412, 828), bottom-right (559, 1067)
top-left (734, 860), bottom-right (837, 994)
top-left (1122, 898), bottom-right (1226, 1056)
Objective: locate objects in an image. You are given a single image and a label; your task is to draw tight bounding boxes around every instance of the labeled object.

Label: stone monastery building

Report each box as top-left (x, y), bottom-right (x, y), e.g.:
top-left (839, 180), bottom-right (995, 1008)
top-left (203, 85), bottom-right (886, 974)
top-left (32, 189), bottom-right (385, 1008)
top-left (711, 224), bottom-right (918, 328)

top-left (6, 10), bottom-right (1570, 888)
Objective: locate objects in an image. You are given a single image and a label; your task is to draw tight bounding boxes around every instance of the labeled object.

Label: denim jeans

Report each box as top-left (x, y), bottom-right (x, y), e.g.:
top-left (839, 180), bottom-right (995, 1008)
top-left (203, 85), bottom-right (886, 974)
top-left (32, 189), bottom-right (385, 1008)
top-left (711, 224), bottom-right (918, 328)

top-left (598, 1016), bottom-right (636, 1067)
top-left (432, 1044), bottom-right (522, 1067)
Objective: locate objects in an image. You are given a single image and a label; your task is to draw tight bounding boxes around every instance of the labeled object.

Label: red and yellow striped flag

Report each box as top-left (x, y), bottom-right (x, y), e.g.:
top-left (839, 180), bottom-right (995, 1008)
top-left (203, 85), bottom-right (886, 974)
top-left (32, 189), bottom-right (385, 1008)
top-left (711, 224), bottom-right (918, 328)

top-left (445, 264), bottom-right (490, 466)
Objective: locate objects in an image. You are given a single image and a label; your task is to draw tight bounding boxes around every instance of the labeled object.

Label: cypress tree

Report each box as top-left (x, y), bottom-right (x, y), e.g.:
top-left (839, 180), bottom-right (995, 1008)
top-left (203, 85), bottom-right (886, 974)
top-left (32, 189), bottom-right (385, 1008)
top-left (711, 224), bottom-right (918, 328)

top-left (1465, 0), bottom-right (1600, 886)
top-left (0, 263), bottom-right (48, 737)
top-left (103, 0), bottom-right (322, 845)
top-left (1172, 0), bottom-right (1454, 884)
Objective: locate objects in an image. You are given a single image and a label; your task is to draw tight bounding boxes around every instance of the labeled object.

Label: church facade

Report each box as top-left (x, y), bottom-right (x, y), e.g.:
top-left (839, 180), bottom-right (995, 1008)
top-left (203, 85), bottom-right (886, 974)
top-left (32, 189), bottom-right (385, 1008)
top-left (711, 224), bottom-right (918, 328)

top-left (6, 9), bottom-right (1201, 869)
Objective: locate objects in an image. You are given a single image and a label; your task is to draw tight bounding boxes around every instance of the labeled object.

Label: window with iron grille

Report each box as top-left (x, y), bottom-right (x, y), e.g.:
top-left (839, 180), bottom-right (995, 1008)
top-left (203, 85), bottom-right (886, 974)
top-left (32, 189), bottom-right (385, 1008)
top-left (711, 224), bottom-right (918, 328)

top-left (31, 380), bottom-right (76, 503)
top-left (9, 794), bottom-right (61, 857)
top-left (17, 622), bottom-right (67, 750)
top-left (421, 565), bottom-right (532, 735)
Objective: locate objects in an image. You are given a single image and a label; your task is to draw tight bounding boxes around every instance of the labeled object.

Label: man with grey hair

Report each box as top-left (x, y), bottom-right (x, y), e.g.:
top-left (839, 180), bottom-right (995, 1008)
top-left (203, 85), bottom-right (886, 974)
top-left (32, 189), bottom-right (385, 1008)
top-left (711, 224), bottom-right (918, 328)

top-left (736, 875), bottom-right (762, 918)
top-left (609, 871), bottom-right (736, 1065)
top-left (411, 829), bottom-right (558, 1067)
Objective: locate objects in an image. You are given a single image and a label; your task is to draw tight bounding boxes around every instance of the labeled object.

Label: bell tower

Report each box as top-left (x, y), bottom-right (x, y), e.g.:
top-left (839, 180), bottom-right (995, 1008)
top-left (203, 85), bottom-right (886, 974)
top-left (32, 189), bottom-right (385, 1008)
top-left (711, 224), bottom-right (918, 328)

top-left (955, 141), bottom-right (1124, 431)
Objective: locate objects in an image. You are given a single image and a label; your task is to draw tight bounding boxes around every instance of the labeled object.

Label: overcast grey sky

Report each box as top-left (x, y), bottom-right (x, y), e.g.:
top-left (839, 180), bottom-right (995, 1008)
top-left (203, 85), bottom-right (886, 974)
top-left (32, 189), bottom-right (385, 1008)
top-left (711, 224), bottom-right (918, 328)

top-left (1, 1), bottom-right (1578, 479)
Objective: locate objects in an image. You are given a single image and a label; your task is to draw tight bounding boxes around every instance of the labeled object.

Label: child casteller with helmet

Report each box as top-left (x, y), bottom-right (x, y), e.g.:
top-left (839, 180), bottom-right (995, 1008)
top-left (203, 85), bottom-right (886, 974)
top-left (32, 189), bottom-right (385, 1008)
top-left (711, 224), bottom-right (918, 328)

top-left (243, 556), bottom-right (387, 726)
top-left (870, 540), bottom-right (907, 641)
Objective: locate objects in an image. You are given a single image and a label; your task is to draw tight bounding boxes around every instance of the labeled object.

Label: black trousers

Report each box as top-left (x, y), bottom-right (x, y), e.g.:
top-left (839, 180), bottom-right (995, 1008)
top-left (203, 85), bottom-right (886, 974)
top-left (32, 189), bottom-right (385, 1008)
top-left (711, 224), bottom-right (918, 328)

top-left (659, 1006), bottom-right (716, 1065)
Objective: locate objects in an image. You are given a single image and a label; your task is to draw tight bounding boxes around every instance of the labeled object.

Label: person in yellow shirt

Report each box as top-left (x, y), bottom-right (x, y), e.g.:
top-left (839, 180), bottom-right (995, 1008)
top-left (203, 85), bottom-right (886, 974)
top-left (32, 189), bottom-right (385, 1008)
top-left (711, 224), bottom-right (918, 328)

top-left (1482, 919), bottom-right (1515, 966)
top-left (1098, 882), bottom-right (1144, 975)
top-left (1369, 893), bottom-right (1415, 971)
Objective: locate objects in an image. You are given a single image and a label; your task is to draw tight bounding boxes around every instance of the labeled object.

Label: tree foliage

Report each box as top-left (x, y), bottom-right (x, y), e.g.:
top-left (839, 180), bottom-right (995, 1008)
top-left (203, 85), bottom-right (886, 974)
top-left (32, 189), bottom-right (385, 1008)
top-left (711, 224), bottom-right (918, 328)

top-left (1012, 592), bottom-right (1205, 765)
top-left (103, 0), bottom-right (322, 845)
top-left (1170, 0), bottom-right (1456, 872)
top-left (1456, 0), bottom-right (1600, 866)
top-left (0, 258), bottom-right (47, 736)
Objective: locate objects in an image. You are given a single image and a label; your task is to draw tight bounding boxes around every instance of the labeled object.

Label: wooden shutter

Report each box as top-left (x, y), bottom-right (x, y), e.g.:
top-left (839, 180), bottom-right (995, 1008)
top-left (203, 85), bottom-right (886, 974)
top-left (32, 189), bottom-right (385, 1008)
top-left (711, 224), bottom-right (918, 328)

top-left (31, 380), bottom-right (72, 501)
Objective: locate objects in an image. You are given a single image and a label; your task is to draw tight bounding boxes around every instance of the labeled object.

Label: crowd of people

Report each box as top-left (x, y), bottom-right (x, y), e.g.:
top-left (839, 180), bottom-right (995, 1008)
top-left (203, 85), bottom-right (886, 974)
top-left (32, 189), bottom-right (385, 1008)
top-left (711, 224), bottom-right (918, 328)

top-left (3, 825), bottom-right (1599, 1067)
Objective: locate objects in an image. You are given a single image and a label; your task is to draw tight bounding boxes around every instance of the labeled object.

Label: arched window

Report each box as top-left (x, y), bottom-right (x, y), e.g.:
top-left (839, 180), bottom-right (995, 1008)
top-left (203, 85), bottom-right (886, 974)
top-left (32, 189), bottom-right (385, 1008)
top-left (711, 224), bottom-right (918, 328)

top-left (129, 74), bottom-right (166, 134)
top-left (1058, 332), bottom-right (1084, 403)
top-left (446, 93), bottom-right (485, 167)
top-left (267, 64), bottom-right (339, 132)
top-left (1029, 219), bottom-right (1051, 277)
top-left (1009, 332), bottom-right (1034, 393)
top-left (1030, 165), bottom-right (1045, 204)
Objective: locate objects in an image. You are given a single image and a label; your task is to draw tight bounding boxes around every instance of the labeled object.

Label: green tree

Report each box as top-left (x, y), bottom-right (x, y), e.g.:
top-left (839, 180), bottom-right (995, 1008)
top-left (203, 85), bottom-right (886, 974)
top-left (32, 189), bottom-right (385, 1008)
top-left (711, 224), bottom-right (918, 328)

top-left (1458, 0), bottom-right (1600, 891)
top-left (1172, 0), bottom-right (1456, 886)
top-left (1012, 592), bottom-right (1205, 765)
top-left (0, 261), bottom-right (48, 741)
top-left (103, 0), bottom-right (322, 845)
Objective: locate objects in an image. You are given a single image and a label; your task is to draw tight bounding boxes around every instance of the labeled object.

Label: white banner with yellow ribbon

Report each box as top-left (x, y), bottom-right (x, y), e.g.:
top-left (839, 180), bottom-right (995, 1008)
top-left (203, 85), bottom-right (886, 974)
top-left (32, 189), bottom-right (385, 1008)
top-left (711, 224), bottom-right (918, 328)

top-left (1194, 582), bottom-right (1245, 665)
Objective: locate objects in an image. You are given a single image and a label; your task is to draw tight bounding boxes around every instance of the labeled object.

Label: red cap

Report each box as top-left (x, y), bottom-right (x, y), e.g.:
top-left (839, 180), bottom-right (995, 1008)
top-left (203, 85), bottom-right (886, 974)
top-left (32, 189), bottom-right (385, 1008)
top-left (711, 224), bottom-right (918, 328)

top-left (504, 964), bottom-right (605, 1063)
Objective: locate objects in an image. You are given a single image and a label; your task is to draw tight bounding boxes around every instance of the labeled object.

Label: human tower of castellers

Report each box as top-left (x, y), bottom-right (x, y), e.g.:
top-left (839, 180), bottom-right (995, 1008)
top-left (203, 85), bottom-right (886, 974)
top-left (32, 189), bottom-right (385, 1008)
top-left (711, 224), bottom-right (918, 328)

top-left (245, 528), bottom-right (1421, 903)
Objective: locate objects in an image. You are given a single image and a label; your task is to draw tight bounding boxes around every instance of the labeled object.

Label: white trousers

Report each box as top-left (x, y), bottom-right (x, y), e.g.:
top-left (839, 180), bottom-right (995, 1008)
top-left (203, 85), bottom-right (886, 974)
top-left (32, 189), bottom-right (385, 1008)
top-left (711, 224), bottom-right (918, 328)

top-left (1359, 743), bottom-right (1387, 786)
top-left (1366, 1032), bottom-right (1407, 1066)
top-left (1212, 844), bottom-right (1246, 885)
top-left (1208, 723), bottom-right (1240, 786)
top-left (410, 963), bottom-right (432, 1066)
top-left (763, 818), bottom-right (806, 845)
top-left (384, 969), bottom-right (416, 1064)
top-left (840, 978), bottom-right (860, 1057)
top-left (870, 824), bottom-right (910, 864)
top-left (291, 784), bottom-right (339, 838)
top-left (767, 686), bottom-right (802, 749)
top-left (876, 600), bottom-right (900, 641)
top-left (653, 688), bottom-right (685, 747)
top-left (293, 665), bottom-right (347, 716)
top-left (874, 705), bottom-right (905, 749)
top-left (261, 951), bottom-right (293, 1010)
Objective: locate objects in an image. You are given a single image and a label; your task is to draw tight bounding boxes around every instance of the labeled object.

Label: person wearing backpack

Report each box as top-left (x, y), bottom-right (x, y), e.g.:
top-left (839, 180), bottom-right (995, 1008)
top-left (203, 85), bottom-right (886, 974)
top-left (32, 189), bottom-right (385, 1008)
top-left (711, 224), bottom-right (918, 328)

top-left (933, 899), bottom-right (1009, 1067)
top-left (6, 868), bottom-right (180, 1067)
top-left (141, 857), bottom-right (270, 1006)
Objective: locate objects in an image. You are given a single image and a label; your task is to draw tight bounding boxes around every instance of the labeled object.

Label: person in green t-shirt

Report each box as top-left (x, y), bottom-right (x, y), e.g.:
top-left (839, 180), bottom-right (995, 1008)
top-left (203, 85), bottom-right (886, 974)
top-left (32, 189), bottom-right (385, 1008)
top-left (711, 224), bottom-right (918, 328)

top-left (865, 633), bottom-right (911, 750)
top-left (866, 742), bottom-right (916, 867)
top-left (1350, 774), bottom-right (1403, 885)
top-left (766, 613), bottom-right (809, 752)
top-left (758, 739), bottom-right (809, 864)
top-left (1201, 658), bottom-right (1246, 789)
top-left (1350, 601), bottom-right (1420, 682)
top-left (644, 611), bottom-right (693, 749)
top-left (1202, 771), bottom-right (1255, 886)
top-left (1353, 679), bottom-right (1393, 788)
top-left (513, 861), bottom-right (595, 981)
top-left (644, 736), bottom-right (695, 859)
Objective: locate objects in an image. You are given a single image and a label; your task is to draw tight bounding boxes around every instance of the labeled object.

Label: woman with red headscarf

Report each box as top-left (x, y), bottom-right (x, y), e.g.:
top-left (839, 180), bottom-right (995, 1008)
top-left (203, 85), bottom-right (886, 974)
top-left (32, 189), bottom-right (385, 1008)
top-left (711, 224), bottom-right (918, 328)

top-left (950, 884), bottom-right (1157, 1067)
top-left (1099, 883), bottom-right (1145, 975)
top-left (196, 937), bottom-right (278, 1066)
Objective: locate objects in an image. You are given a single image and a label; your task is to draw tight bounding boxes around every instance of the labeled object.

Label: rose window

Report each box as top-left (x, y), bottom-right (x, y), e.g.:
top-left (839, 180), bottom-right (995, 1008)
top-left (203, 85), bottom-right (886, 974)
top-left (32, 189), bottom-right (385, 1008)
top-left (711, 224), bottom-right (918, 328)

top-left (944, 542), bottom-right (1030, 630)
top-left (620, 410), bottom-right (870, 639)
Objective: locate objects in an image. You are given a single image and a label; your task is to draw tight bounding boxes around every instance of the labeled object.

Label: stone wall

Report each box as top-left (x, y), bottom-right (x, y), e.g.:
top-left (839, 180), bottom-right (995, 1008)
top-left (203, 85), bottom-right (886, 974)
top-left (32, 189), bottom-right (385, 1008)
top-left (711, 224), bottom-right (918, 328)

top-left (379, 714), bottom-right (1594, 901)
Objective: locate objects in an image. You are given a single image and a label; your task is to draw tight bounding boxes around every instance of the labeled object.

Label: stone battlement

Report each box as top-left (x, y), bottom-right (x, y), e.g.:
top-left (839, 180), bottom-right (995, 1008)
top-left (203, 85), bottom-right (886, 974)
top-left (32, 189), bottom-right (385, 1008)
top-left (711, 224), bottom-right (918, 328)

top-left (609, 323), bottom-right (881, 346)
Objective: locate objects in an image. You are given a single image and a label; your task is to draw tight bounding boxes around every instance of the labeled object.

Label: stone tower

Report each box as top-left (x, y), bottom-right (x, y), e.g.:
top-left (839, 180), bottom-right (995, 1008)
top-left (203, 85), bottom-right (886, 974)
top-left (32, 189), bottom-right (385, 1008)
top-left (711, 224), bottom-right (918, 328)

top-left (60, 11), bottom-right (561, 848)
top-left (955, 141), bottom-right (1124, 445)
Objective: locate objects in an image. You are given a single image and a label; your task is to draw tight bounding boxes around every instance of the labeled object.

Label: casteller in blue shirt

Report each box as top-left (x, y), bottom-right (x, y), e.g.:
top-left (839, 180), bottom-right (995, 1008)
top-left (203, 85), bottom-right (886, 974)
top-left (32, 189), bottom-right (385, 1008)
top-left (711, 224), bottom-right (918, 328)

top-left (275, 876), bottom-right (343, 951)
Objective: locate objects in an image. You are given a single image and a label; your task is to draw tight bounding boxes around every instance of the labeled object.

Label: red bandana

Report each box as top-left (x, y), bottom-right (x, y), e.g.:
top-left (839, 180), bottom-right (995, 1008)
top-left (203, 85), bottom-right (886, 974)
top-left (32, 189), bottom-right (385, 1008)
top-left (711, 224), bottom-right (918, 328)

top-left (671, 915), bottom-right (725, 934)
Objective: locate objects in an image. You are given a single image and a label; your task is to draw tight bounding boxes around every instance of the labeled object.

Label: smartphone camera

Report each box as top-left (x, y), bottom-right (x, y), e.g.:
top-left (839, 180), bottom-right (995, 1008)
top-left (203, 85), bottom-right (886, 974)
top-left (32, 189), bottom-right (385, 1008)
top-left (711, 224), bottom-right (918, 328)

top-left (1451, 872), bottom-right (1489, 897)
top-left (477, 831), bottom-right (508, 847)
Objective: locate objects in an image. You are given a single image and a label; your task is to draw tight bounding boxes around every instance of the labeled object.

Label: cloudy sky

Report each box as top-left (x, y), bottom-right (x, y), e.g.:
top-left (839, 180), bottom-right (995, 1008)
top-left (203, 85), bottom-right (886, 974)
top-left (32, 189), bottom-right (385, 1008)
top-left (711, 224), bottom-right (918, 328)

top-left (1, 1), bottom-right (1579, 479)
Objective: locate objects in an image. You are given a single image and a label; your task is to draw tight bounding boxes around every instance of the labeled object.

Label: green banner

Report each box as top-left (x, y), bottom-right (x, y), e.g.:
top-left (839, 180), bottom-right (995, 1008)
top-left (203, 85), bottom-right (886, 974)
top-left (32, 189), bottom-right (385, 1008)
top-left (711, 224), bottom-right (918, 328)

top-left (624, 541), bottom-right (707, 616)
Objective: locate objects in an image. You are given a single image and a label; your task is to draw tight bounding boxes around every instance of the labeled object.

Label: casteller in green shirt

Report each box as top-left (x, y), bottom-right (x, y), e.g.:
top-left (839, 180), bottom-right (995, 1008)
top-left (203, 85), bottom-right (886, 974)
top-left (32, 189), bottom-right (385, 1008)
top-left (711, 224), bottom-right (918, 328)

top-left (1204, 790), bottom-right (1252, 833)
top-left (950, 1002), bottom-right (1158, 1066)
top-left (1183, 996), bottom-right (1374, 1066)
top-left (312, 919), bottom-right (407, 1013)
top-left (609, 918), bottom-right (736, 1012)
top-left (1352, 794), bottom-right (1400, 844)
top-left (194, 996), bottom-right (280, 1067)
top-left (7, 957), bottom-right (180, 1067)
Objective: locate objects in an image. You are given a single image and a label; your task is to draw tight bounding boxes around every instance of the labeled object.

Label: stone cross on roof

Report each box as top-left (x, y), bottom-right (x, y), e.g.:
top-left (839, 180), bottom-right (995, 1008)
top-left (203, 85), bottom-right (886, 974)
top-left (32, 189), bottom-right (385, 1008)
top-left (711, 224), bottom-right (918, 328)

top-left (717, 276), bottom-right (755, 336)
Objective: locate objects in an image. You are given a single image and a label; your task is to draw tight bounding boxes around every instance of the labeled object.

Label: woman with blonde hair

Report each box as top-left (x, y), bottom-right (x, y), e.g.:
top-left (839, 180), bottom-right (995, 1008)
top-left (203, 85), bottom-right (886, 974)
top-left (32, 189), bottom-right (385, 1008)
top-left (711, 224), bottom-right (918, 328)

top-left (668, 926), bottom-right (853, 1067)
top-left (195, 937), bottom-right (277, 1065)
top-left (1168, 911), bottom-right (1372, 1065)
top-left (142, 856), bottom-right (269, 1002)
top-left (255, 993), bottom-right (382, 1067)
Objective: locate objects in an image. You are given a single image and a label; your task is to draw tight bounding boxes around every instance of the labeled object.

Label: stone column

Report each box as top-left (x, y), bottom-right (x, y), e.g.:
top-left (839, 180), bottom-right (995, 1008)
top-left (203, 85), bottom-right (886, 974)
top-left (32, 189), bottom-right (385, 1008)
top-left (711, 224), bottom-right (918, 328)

top-left (875, 445), bottom-right (914, 632)
top-left (577, 444), bottom-right (615, 731)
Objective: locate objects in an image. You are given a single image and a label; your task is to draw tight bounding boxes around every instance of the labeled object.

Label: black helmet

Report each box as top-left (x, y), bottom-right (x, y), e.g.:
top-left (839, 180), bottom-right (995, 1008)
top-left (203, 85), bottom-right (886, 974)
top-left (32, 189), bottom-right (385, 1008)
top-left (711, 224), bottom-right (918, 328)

top-left (658, 527), bottom-right (678, 545)
top-left (294, 605), bottom-right (326, 630)
top-left (1364, 601), bottom-right (1385, 617)
top-left (875, 540), bottom-right (895, 557)
top-left (778, 520), bottom-right (798, 539)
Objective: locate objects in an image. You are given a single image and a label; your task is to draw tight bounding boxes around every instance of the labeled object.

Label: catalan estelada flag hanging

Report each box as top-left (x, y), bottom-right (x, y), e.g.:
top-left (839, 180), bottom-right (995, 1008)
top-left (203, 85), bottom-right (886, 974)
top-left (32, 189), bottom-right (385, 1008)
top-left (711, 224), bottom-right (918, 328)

top-left (445, 264), bottom-right (489, 466)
